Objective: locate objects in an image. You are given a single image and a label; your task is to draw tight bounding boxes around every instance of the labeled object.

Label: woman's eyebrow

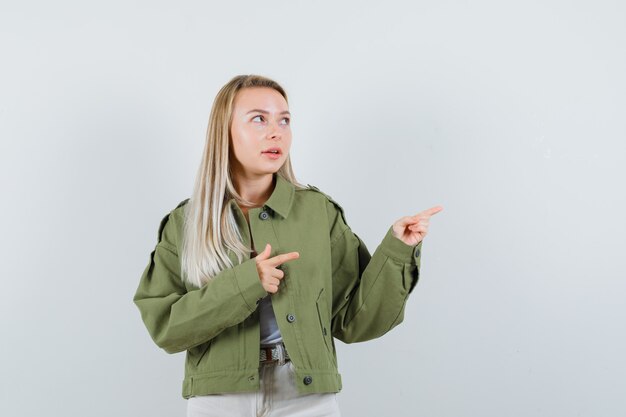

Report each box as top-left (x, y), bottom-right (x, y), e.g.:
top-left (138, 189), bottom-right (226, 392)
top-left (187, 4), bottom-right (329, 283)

top-left (246, 109), bottom-right (291, 116)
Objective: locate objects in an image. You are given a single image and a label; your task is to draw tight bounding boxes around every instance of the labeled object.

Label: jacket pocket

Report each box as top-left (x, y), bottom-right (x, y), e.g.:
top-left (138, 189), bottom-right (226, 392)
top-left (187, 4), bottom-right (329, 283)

top-left (315, 288), bottom-right (331, 354)
top-left (188, 340), bottom-right (212, 368)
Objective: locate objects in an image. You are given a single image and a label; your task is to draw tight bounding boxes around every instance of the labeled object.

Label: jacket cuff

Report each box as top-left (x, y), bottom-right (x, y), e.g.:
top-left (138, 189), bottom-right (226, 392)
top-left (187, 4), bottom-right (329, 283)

top-left (379, 225), bottom-right (422, 264)
top-left (232, 258), bottom-right (268, 313)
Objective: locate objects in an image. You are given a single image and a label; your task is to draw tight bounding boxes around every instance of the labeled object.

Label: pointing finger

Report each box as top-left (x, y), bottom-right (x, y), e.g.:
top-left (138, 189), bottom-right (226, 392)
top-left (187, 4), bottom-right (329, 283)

top-left (415, 205), bottom-right (444, 219)
top-left (268, 251), bottom-right (300, 268)
top-left (424, 205), bottom-right (444, 216)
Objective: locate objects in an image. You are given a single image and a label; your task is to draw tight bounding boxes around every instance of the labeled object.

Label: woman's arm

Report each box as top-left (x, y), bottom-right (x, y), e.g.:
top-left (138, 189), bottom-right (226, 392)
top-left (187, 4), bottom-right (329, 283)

top-left (326, 199), bottom-right (422, 344)
top-left (132, 210), bottom-right (267, 354)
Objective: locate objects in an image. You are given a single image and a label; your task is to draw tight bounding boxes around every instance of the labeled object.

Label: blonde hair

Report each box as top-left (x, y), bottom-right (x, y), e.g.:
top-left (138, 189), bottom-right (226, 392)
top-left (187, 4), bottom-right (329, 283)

top-left (181, 74), bottom-right (307, 288)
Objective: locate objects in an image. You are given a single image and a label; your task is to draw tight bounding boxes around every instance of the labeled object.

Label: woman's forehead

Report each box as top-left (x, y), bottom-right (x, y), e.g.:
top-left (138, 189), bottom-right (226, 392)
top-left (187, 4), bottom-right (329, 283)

top-left (234, 87), bottom-right (288, 112)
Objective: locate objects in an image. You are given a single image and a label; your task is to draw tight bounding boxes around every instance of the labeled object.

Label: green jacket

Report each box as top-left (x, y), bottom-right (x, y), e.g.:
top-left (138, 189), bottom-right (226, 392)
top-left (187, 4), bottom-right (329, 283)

top-left (133, 173), bottom-right (422, 399)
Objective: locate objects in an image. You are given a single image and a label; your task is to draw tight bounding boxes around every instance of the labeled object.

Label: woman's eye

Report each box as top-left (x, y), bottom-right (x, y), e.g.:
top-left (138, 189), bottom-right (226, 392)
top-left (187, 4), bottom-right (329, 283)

top-left (251, 115), bottom-right (290, 125)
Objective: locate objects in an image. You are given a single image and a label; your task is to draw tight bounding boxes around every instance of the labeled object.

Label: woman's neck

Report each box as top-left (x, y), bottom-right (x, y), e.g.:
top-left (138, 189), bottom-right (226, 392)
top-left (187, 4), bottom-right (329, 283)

top-left (234, 173), bottom-right (275, 208)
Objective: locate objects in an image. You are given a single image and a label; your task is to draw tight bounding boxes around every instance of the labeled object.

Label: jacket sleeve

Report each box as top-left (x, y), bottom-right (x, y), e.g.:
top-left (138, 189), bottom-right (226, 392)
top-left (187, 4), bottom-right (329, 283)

top-left (132, 210), bottom-right (268, 354)
top-left (327, 199), bottom-right (422, 343)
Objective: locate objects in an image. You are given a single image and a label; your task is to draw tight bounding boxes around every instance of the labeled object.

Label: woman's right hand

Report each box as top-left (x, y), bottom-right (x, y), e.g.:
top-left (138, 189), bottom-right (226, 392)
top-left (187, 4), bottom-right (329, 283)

top-left (254, 243), bottom-right (300, 294)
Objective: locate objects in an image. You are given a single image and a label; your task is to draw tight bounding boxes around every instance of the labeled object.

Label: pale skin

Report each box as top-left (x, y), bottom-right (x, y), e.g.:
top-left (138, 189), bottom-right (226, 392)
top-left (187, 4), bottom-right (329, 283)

top-left (229, 86), bottom-right (443, 294)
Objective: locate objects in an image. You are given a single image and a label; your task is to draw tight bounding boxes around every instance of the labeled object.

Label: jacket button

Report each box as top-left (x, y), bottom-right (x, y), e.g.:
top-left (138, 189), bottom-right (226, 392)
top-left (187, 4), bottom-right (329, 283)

top-left (303, 376), bottom-right (313, 385)
top-left (259, 211), bottom-right (269, 220)
top-left (286, 313), bottom-right (296, 323)
top-left (414, 247), bottom-right (420, 257)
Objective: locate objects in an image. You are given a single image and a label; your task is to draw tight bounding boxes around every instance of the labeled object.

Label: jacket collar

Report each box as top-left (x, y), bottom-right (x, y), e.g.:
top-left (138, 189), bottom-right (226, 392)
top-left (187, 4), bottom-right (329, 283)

top-left (265, 172), bottom-right (295, 218)
top-left (229, 172), bottom-right (295, 219)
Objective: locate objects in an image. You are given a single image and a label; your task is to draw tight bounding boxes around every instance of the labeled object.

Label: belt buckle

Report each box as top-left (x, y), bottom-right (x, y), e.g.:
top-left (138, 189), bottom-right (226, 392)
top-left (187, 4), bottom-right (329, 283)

top-left (260, 342), bottom-right (288, 366)
top-left (275, 342), bottom-right (285, 366)
top-left (261, 346), bottom-right (274, 363)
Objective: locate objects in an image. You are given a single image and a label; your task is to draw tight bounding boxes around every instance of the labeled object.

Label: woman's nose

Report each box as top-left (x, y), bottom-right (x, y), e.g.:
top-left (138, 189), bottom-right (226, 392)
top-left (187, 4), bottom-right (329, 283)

top-left (266, 120), bottom-right (281, 138)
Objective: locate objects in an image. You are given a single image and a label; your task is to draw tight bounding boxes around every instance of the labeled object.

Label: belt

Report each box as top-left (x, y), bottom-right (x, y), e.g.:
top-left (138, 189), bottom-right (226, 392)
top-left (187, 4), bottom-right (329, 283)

top-left (259, 342), bottom-right (290, 364)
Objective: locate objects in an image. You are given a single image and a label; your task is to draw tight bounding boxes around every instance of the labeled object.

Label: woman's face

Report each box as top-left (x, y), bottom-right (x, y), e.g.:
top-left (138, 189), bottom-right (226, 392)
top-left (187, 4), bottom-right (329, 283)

top-left (230, 87), bottom-right (292, 179)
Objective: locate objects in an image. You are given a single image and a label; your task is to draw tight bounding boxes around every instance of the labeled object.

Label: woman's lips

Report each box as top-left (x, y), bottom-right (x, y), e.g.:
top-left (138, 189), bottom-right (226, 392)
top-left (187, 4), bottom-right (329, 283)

top-left (261, 147), bottom-right (282, 160)
top-left (262, 151), bottom-right (282, 160)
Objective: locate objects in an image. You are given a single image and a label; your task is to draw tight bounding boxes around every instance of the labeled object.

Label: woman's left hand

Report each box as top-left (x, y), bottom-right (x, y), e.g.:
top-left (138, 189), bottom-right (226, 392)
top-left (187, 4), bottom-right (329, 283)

top-left (392, 205), bottom-right (444, 246)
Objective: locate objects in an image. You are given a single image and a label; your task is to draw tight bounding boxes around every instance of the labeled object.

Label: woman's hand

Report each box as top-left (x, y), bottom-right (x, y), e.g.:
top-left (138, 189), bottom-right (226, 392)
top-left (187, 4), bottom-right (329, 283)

top-left (254, 243), bottom-right (300, 294)
top-left (392, 205), bottom-right (444, 246)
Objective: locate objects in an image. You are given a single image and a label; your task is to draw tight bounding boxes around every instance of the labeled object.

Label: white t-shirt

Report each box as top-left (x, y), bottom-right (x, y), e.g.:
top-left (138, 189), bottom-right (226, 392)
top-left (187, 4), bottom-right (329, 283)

top-left (258, 294), bottom-right (283, 346)
top-left (251, 247), bottom-right (283, 346)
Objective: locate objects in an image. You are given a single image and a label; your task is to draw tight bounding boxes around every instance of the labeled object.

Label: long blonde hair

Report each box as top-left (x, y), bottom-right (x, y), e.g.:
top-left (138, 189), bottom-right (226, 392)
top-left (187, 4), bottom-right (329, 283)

top-left (181, 74), bottom-right (307, 288)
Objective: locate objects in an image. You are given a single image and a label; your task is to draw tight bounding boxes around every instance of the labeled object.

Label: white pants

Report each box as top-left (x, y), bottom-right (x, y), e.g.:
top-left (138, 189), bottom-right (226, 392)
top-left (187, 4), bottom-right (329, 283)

top-left (187, 361), bottom-right (342, 417)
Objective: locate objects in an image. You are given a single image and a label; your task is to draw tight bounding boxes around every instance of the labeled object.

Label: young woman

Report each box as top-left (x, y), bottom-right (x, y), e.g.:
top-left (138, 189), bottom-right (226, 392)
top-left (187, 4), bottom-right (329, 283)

top-left (133, 74), bottom-right (443, 417)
